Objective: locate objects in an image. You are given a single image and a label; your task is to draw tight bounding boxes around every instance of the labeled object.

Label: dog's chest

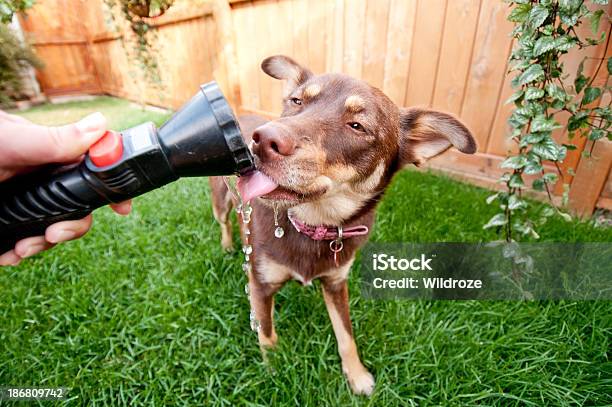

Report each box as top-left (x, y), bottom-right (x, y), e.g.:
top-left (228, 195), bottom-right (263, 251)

top-left (248, 202), bottom-right (373, 285)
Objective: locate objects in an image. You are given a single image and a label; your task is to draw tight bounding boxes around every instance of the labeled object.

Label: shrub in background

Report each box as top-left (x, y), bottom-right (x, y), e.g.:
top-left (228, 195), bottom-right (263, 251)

top-left (0, 0), bottom-right (40, 107)
top-left (0, 23), bottom-right (40, 107)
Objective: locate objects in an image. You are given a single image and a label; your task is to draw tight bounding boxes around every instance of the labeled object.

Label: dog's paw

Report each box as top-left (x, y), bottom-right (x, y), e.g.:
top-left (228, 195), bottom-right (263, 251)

top-left (344, 365), bottom-right (375, 396)
top-left (258, 330), bottom-right (278, 348)
top-left (221, 238), bottom-right (234, 252)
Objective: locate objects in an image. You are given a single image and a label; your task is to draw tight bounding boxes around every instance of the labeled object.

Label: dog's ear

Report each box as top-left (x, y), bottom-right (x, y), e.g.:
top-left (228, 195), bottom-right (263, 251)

top-left (261, 55), bottom-right (313, 95)
top-left (398, 108), bottom-right (477, 167)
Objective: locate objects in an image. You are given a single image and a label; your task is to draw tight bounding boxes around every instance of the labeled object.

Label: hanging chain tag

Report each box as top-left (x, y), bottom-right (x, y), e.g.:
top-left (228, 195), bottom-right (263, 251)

top-left (272, 202), bottom-right (285, 238)
top-left (329, 226), bottom-right (344, 267)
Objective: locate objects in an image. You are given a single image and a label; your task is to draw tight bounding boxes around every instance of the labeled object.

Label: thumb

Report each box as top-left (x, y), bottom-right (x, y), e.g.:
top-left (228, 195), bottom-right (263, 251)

top-left (0, 112), bottom-right (107, 167)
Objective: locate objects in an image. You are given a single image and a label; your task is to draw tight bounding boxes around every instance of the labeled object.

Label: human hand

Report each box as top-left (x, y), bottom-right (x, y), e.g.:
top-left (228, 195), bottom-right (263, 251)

top-left (0, 111), bottom-right (132, 266)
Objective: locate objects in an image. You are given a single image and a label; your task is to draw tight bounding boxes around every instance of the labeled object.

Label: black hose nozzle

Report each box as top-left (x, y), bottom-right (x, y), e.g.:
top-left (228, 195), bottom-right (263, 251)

top-left (0, 81), bottom-right (254, 254)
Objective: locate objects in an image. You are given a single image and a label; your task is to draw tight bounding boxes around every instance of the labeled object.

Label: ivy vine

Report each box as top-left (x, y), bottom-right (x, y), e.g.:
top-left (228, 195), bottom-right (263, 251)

top-left (485, 0), bottom-right (611, 241)
top-left (103, 0), bottom-right (174, 90)
top-left (0, 0), bottom-right (34, 23)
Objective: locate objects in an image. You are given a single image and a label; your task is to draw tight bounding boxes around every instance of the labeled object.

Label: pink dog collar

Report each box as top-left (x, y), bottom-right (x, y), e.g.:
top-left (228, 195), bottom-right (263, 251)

top-left (287, 213), bottom-right (369, 241)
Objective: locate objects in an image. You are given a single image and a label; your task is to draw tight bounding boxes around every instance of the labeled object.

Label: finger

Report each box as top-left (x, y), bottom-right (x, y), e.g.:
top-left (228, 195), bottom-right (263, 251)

top-left (14, 235), bottom-right (54, 258)
top-left (0, 112), bottom-right (107, 167)
top-left (110, 200), bottom-right (132, 216)
top-left (0, 168), bottom-right (17, 182)
top-left (0, 110), bottom-right (31, 124)
top-left (0, 250), bottom-right (21, 266)
top-left (46, 214), bottom-right (93, 244)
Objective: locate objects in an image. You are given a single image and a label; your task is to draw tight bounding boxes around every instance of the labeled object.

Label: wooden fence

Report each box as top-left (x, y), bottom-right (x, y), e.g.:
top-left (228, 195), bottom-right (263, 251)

top-left (19, 0), bottom-right (612, 215)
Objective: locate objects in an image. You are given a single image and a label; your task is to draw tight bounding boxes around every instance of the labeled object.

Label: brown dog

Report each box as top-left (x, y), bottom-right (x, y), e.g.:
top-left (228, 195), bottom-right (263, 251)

top-left (210, 55), bottom-right (476, 395)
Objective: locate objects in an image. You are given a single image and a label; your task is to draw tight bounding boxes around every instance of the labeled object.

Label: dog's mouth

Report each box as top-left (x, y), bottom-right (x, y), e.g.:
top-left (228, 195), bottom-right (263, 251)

top-left (237, 170), bottom-right (325, 203)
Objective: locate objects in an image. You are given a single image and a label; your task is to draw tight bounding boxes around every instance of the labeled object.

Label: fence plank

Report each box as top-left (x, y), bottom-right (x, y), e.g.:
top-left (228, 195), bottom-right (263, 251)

top-left (569, 140), bottom-right (612, 217)
top-left (291, 0), bottom-right (309, 66)
top-left (431, 0), bottom-right (481, 116)
top-left (212, 0), bottom-right (242, 110)
top-left (307, 0), bottom-right (328, 74)
top-left (382, 0), bottom-right (417, 106)
top-left (232, 1), bottom-right (260, 111)
top-left (361, 0), bottom-right (390, 89)
top-left (342, 0), bottom-right (367, 78)
top-left (326, 0), bottom-right (344, 73)
top-left (458, 1), bottom-right (514, 152)
top-left (404, 0), bottom-right (447, 107)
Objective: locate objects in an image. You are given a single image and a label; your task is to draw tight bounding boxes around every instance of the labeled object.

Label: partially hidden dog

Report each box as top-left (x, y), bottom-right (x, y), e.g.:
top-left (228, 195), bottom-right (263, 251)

top-left (210, 55), bottom-right (476, 395)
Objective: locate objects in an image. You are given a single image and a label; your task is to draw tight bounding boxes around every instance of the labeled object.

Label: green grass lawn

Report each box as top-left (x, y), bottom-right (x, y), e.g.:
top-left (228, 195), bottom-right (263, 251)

top-left (1, 97), bottom-right (610, 406)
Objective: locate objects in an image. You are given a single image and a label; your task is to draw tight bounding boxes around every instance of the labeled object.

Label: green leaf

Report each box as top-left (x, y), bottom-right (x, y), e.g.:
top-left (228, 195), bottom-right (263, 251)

top-left (563, 143), bottom-right (577, 150)
top-left (545, 83), bottom-right (566, 101)
top-left (486, 193), bottom-right (499, 205)
top-left (559, 0), bottom-right (581, 9)
top-left (508, 195), bottom-right (526, 210)
top-left (520, 133), bottom-right (546, 148)
top-left (589, 128), bottom-right (605, 141)
top-left (528, 4), bottom-right (549, 28)
top-left (508, 3), bottom-right (532, 22)
top-left (558, 145), bottom-right (567, 161)
top-left (558, 211), bottom-right (572, 222)
top-left (542, 172), bottom-right (558, 184)
top-left (531, 115), bottom-right (561, 132)
top-left (541, 24), bottom-right (554, 35)
top-left (551, 99), bottom-right (565, 109)
top-left (510, 60), bottom-right (532, 72)
top-left (524, 87), bottom-right (545, 100)
top-left (524, 161), bottom-right (544, 174)
top-left (516, 102), bottom-right (541, 118)
top-left (582, 87), bottom-right (602, 104)
top-left (559, 1), bottom-right (581, 26)
top-left (568, 111), bottom-right (589, 131)
top-left (509, 173), bottom-right (525, 188)
top-left (592, 0), bottom-right (608, 5)
top-left (517, 64), bottom-right (545, 86)
top-left (505, 89), bottom-right (524, 104)
top-left (533, 36), bottom-right (556, 56)
top-left (560, 12), bottom-right (579, 27)
top-left (607, 57), bottom-right (612, 75)
top-left (589, 9), bottom-right (604, 34)
top-left (483, 214), bottom-right (507, 229)
top-left (501, 155), bottom-right (529, 169)
top-left (576, 58), bottom-right (586, 78)
top-left (532, 139), bottom-right (560, 161)
top-left (554, 36), bottom-right (576, 52)
top-left (532, 178), bottom-right (545, 191)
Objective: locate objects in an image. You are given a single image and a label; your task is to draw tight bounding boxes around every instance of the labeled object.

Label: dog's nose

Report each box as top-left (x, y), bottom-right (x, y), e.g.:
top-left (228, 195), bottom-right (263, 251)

top-left (252, 125), bottom-right (296, 161)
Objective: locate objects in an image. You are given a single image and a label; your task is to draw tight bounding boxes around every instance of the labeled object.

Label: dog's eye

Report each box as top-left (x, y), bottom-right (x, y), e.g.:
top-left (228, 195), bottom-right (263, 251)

top-left (348, 122), bottom-right (365, 132)
top-left (290, 97), bottom-right (302, 106)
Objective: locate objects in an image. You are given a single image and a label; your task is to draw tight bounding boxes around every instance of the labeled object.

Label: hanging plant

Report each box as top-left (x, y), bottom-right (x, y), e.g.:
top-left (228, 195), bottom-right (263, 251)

top-left (103, 0), bottom-right (174, 90)
top-left (485, 0), bottom-right (611, 241)
top-left (125, 0), bottom-right (174, 18)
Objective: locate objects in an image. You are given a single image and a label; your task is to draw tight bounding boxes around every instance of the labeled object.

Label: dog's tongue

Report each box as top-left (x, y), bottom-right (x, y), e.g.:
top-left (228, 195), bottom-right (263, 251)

top-left (237, 171), bottom-right (279, 202)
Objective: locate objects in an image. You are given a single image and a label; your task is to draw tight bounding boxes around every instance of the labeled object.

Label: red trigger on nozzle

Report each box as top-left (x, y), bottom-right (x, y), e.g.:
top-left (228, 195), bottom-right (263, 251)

top-left (89, 131), bottom-right (123, 167)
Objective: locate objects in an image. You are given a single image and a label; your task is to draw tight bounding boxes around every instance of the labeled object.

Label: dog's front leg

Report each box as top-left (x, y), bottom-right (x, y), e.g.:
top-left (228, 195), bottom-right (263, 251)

top-left (321, 276), bottom-right (375, 396)
top-left (248, 271), bottom-right (281, 349)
